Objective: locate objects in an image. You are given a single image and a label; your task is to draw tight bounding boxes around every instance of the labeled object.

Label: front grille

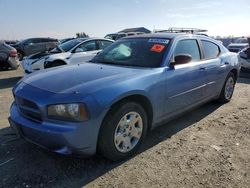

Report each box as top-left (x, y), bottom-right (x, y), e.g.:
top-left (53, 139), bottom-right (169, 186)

top-left (15, 96), bottom-right (42, 122)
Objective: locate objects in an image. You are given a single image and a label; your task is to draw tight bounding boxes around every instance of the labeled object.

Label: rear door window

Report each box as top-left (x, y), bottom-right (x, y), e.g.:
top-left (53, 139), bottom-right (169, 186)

top-left (201, 40), bottom-right (220, 59)
top-left (174, 39), bottom-right (201, 62)
top-left (79, 40), bottom-right (97, 52)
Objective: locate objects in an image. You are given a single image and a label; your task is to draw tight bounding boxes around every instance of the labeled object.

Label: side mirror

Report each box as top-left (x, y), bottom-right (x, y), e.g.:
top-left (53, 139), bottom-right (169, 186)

top-left (170, 54), bottom-right (192, 68)
top-left (75, 48), bottom-right (84, 53)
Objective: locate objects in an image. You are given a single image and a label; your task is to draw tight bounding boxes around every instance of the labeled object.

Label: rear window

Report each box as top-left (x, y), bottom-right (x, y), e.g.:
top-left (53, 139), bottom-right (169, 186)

top-left (201, 40), bottom-right (220, 59)
top-left (92, 38), bottom-right (170, 67)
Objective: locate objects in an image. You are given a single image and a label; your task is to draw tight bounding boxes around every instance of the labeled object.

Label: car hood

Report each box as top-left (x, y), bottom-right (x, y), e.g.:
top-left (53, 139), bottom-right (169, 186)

top-left (22, 63), bottom-right (147, 94)
top-left (28, 51), bottom-right (51, 60)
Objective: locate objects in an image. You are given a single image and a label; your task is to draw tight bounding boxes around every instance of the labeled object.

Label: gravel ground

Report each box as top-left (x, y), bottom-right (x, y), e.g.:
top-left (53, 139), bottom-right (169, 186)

top-left (0, 68), bottom-right (249, 188)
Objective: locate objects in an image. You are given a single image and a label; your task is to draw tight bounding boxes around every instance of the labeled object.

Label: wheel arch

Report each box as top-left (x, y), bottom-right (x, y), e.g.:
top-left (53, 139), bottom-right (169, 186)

top-left (230, 68), bottom-right (238, 81)
top-left (100, 93), bottom-right (154, 134)
top-left (52, 59), bottom-right (67, 65)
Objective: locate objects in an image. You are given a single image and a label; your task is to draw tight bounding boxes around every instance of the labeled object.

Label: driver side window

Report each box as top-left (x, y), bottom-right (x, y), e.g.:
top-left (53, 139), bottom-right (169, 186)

top-left (173, 39), bottom-right (201, 62)
top-left (78, 41), bottom-right (97, 52)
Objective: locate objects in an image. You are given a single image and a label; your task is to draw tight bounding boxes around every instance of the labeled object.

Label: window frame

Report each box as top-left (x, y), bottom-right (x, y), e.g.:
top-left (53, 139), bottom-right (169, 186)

top-left (75, 40), bottom-right (98, 52)
top-left (200, 39), bottom-right (221, 60)
top-left (172, 39), bottom-right (202, 63)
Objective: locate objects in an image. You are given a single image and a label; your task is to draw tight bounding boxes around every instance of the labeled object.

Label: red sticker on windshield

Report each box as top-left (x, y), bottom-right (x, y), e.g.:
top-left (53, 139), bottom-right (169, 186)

top-left (150, 44), bottom-right (165, 53)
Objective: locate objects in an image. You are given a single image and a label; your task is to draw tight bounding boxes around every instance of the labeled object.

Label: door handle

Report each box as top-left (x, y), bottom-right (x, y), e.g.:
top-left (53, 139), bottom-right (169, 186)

top-left (224, 62), bottom-right (229, 65)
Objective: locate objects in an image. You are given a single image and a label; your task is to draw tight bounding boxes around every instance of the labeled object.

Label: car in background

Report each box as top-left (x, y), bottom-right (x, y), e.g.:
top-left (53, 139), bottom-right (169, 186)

top-left (4, 40), bottom-right (19, 46)
top-left (238, 47), bottom-right (250, 70)
top-left (10, 33), bottom-right (239, 161)
top-left (59, 38), bottom-right (75, 44)
top-left (22, 38), bottom-right (113, 74)
top-left (0, 41), bottom-right (19, 70)
top-left (12, 38), bottom-right (59, 60)
top-left (227, 38), bottom-right (249, 53)
top-left (105, 32), bottom-right (145, 40)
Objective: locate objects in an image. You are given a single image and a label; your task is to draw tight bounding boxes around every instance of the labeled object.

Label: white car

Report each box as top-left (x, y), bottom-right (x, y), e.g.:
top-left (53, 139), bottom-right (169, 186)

top-left (227, 38), bottom-right (249, 53)
top-left (239, 47), bottom-right (250, 70)
top-left (22, 38), bottom-right (113, 74)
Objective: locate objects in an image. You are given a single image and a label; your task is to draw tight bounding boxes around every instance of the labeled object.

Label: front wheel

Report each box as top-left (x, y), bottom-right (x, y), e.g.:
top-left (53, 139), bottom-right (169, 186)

top-left (218, 72), bottom-right (236, 103)
top-left (98, 102), bottom-right (148, 161)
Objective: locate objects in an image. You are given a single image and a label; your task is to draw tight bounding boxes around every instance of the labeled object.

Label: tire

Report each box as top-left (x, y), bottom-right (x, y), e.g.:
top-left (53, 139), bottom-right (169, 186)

top-left (0, 61), bottom-right (10, 71)
top-left (98, 101), bottom-right (148, 161)
top-left (218, 72), bottom-right (236, 103)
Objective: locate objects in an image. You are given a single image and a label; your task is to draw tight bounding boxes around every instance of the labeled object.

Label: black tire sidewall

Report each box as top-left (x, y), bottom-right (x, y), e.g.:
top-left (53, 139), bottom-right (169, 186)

top-left (98, 101), bottom-right (148, 161)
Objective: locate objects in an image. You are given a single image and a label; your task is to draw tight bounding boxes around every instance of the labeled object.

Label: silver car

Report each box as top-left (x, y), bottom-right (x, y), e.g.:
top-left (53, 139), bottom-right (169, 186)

top-left (227, 38), bottom-right (249, 53)
top-left (0, 41), bottom-right (20, 70)
top-left (22, 38), bottom-right (113, 74)
top-left (12, 38), bottom-right (59, 60)
top-left (239, 47), bottom-right (250, 70)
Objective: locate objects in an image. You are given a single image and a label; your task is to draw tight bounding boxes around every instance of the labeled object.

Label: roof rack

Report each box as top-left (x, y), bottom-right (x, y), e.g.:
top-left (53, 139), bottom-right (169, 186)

top-left (155, 27), bottom-right (208, 34)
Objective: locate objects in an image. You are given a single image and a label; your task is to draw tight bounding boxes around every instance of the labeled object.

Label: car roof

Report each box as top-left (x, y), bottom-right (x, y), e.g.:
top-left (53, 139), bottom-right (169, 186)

top-left (124, 33), bottom-right (186, 39)
top-left (123, 33), bottom-right (219, 44)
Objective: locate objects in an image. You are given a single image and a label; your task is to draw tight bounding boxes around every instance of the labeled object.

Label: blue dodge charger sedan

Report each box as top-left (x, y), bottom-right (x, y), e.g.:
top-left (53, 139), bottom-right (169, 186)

top-left (9, 33), bottom-right (240, 161)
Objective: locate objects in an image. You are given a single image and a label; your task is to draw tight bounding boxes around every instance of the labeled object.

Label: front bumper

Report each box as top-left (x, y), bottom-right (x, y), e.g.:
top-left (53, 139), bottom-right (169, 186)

top-left (22, 58), bottom-right (45, 74)
top-left (10, 103), bottom-right (101, 156)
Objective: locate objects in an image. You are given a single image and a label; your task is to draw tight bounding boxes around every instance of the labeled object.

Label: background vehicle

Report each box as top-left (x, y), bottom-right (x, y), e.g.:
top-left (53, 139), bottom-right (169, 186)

top-left (12, 37), bottom-right (59, 60)
top-left (22, 38), bottom-right (113, 73)
top-left (105, 27), bottom-right (149, 41)
top-left (239, 47), bottom-right (250, 70)
top-left (227, 37), bottom-right (249, 52)
top-left (104, 33), bottom-right (118, 40)
top-left (10, 33), bottom-right (240, 161)
top-left (4, 40), bottom-right (19, 46)
top-left (105, 32), bottom-right (145, 40)
top-left (59, 38), bottom-right (75, 44)
top-left (0, 41), bottom-right (19, 70)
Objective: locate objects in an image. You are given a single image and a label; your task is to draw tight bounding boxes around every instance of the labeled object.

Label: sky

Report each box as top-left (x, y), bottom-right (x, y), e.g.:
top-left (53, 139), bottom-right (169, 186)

top-left (0, 0), bottom-right (249, 40)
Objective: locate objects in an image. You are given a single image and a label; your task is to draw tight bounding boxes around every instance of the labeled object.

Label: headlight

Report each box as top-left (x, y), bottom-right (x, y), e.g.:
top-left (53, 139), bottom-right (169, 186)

top-left (47, 103), bottom-right (89, 121)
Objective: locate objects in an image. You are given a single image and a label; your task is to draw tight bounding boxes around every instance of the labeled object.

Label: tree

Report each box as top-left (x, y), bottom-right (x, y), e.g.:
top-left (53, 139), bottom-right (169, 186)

top-left (76, 32), bottom-right (89, 38)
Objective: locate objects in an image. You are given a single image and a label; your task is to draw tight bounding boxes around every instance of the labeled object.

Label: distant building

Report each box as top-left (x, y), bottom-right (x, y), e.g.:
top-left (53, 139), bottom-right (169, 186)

top-left (118, 27), bottom-right (151, 33)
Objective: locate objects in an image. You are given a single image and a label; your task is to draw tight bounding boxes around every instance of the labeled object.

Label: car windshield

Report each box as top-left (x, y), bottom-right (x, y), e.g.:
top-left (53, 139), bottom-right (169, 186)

top-left (51, 39), bottom-right (83, 53)
top-left (91, 38), bottom-right (170, 68)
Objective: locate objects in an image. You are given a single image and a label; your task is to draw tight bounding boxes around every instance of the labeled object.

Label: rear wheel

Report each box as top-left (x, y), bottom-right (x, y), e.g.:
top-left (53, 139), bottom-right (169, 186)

top-left (98, 101), bottom-right (148, 161)
top-left (218, 72), bottom-right (236, 103)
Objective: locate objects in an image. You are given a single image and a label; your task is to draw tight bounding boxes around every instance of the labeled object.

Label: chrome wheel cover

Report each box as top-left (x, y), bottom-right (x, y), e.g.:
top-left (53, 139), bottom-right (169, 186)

top-left (225, 76), bottom-right (235, 100)
top-left (114, 112), bottom-right (143, 153)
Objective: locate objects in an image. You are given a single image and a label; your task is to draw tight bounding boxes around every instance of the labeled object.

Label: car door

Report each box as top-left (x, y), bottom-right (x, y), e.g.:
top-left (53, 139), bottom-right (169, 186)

top-left (24, 39), bottom-right (44, 55)
top-left (164, 39), bottom-right (207, 116)
top-left (199, 40), bottom-right (225, 99)
top-left (69, 40), bottom-right (99, 64)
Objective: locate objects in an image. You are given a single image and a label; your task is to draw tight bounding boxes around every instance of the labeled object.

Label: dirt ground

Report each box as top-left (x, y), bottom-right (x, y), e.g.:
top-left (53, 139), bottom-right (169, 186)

top-left (0, 68), bottom-right (249, 188)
